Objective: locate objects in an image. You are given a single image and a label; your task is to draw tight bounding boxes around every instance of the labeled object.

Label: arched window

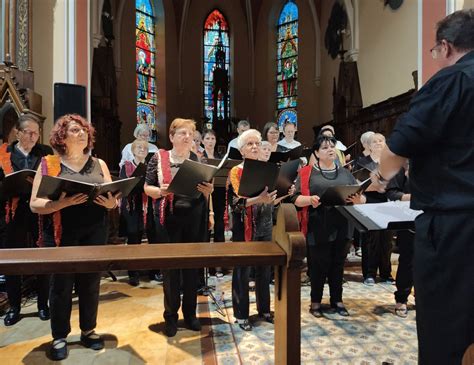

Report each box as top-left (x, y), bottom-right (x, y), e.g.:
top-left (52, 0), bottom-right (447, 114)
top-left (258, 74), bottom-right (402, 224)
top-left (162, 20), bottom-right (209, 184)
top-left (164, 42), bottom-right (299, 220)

top-left (276, 1), bottom-right (298, 129)
top-left (203, 10), bottom-right (230, 127)
top-left (136, 0), bottom-right (157, 141)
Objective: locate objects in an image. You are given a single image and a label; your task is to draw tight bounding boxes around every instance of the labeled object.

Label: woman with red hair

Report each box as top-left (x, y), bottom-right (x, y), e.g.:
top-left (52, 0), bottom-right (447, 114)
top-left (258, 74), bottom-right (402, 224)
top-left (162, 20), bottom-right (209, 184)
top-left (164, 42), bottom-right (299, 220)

top-left (30, 114), bottom-right (119, 361)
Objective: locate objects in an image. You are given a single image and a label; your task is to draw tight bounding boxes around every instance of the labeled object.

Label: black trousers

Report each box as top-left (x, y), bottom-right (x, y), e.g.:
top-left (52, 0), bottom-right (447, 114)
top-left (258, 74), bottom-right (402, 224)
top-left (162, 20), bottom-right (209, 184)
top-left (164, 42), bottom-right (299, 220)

top-left (308, 238), bottom-right (350, 305)
top-left (362, 230), bottom-right (393, 279)
top-left (4, 202), bottom-right (49, 312)
top-left (414, 211), bottom-right (474, 365)
top-left (48, 221), bottom-right (107, 340)
top-left (212, 187), bottom-right (226, 243)
top-left (394, 230), bottom-right (414, 304)
top-left (153, 208), bottom-right (206, 324)
top-left (127, 231), bottom-right (142, 279)
top-left (232, 234), bottom-right (272, 320)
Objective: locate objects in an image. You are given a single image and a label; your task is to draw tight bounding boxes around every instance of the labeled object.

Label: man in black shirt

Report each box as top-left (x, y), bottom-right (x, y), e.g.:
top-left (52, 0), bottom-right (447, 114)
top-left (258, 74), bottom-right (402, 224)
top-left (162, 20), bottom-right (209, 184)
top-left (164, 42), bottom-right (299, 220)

top-left (373, 10), bottom-right (474, 365)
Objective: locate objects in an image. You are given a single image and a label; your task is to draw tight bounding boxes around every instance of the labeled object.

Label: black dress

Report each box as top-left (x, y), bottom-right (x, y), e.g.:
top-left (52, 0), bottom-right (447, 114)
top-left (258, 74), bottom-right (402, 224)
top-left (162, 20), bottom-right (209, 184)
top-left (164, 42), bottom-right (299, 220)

top-left (0, 142), bottom-right (53, 314)
top-left (291, 165), bottom-right (354, 305)
top-left (355, 155), bottom-right (392, 281)
top-left (44, 156), bottom-right (109, 340)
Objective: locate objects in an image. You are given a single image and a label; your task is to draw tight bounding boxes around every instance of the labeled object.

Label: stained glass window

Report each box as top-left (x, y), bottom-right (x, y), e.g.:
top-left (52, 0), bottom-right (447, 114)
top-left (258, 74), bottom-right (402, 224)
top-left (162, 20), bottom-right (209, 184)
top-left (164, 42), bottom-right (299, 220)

top-left (276, 1), bottom-right (298, 129)
top-left (136, 0), bottom-right (157, 141)
top-left (203, 10), bottom-right (230, 125)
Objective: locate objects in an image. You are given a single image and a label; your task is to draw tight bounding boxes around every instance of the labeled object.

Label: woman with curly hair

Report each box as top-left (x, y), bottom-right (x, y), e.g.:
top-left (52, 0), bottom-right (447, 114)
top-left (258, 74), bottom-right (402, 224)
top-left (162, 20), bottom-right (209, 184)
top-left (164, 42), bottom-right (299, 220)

top-left (30, 114), bottom-right (120, 361)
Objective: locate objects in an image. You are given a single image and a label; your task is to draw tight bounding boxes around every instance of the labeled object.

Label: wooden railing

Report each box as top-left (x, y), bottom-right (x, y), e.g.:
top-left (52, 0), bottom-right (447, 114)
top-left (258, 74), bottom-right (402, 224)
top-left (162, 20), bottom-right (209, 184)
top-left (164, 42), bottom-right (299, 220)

top-left (0, 203), bottom-right (305, 365)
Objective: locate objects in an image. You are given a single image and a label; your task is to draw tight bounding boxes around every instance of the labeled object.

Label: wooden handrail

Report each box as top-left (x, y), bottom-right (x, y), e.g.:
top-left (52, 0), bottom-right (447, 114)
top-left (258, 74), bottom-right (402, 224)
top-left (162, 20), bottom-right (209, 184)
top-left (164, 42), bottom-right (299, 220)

top-left (0, 203), bottom-right (305, 365)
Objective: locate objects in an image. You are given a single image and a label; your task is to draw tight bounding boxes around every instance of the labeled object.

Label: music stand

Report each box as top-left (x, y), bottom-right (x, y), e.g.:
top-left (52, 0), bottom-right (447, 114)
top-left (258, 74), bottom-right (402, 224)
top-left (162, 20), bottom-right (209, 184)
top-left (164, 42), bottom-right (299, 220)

top-left (199, 267), bottom-right (226, 316)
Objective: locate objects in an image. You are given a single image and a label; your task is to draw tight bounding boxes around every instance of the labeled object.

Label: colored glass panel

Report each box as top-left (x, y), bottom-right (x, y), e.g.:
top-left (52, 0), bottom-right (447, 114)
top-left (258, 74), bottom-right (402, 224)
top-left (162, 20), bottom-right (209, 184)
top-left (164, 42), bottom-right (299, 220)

top-left (136, 0), bottom-right (153, 15)
top-left (203, 9), bottom-right (230, 124)
top-left (276, 1), bottom-right (298, 126)
top-left (136, 0), bottom-right (157, 140)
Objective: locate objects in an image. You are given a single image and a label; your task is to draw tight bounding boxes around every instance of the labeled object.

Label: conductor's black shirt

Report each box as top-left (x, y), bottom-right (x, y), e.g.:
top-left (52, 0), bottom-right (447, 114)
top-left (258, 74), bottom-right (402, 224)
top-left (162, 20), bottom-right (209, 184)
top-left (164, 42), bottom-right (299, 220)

top-left (387, 51), bottom-right (474, 211)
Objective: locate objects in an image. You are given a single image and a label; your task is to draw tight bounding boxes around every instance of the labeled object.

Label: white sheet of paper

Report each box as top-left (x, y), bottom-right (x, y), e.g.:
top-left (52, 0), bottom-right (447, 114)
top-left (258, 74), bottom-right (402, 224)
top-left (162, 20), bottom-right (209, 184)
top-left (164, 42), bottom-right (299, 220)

top-left (352, 201), bottom-right (423, 229)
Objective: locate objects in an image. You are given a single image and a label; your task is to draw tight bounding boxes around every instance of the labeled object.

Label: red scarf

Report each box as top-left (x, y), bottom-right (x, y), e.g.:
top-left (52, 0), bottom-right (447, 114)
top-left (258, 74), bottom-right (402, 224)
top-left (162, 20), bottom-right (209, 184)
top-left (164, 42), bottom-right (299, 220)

top-left (156, 149), bottom-right (174, 226)
top-left (298, 165), bottom-right (312, 236)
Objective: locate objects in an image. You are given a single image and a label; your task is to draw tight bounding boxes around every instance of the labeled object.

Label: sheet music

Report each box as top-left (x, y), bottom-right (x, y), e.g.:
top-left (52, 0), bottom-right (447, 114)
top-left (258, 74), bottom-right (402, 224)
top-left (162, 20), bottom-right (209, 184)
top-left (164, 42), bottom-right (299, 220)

top-left (352, 201), bottom-right (422, 229)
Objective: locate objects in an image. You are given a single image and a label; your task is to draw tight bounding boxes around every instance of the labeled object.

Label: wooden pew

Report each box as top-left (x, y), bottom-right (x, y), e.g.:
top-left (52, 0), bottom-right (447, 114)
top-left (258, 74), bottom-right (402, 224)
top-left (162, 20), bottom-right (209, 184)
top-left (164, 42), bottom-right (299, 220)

top-left (0, 203), bottom-right (305, 365)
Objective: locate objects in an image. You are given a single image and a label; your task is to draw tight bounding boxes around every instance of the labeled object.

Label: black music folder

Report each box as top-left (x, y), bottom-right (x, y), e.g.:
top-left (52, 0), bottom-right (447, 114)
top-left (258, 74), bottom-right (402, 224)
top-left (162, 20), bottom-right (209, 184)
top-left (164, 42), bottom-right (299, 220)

top-left (228, 147), bottom-right (243, 160)
top-left (343, 141), bottom-right (357, 154)
top-left (2, 169), bottom-right (37, 196)
top-left (237, 159), bottom-right (280, 198)
top-left (131, 162), bottom-right (147, 177)
top-left (319, 178), bottom-right (371, 206)
top-left (269, 145), bottom-right (304, 163)
top-left (275, 159), bottom-right (300, 197)
top-left (352, 167), bottom-right (371, 182)
top-left (201, 158), bottom-right (242, 188)
top-left (167, 158), bottom-right (228, 198)
top-left (37, 175), bottom-right (140, 201)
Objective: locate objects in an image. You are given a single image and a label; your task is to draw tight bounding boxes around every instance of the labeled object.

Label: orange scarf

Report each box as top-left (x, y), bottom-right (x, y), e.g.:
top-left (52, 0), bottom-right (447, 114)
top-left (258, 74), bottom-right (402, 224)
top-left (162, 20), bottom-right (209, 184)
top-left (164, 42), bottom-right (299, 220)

top-left (225, 166), bottom-right (254, 242)
top-left (37, 155), bottom-right (62, 246)
top-left (297, 165), bottom-right (312, 236)
top-left (0, 144), bottom-right (19, 224)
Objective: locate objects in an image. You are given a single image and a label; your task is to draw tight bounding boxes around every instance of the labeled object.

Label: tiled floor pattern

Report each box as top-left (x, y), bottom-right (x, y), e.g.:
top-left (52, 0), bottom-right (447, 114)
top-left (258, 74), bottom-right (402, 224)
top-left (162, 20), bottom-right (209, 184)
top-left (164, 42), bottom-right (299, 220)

top-left (207, 271), bottom-right (417, 365)
top-left (0, 270), bottom-right (417, 364)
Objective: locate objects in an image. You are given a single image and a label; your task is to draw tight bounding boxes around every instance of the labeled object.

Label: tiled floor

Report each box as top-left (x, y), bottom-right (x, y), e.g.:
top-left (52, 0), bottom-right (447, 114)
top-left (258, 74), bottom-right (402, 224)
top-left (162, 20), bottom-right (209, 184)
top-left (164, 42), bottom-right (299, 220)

top-left (0, 269), bottom-right (418, 364)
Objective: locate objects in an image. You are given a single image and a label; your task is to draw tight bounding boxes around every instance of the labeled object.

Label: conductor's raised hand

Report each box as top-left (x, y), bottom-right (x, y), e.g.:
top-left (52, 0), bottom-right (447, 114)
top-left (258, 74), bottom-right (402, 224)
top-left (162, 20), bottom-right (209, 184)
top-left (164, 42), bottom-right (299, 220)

top-left (94, 191), bottom-right (121, 209)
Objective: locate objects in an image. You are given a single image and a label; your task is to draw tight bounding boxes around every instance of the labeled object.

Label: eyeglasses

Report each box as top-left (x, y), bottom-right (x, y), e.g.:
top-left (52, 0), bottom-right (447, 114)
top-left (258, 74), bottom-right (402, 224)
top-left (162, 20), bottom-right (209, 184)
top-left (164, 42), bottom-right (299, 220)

top-left (430, 43), bottom-right (442, 59)
top-left (268, 130), bottom-right (280, 135)
top-left (245, 141), bottom-right (261, 147)
top-left (67, 127), bottom-right (87, 135)
top-left (19, 129), bottom-right (39, 137)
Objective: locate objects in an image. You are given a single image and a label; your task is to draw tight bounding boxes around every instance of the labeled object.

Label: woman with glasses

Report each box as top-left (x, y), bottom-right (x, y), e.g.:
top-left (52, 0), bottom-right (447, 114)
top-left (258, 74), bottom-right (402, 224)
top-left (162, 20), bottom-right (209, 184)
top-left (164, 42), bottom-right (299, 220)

top-left (0, 114), bottom-right (53, 327)
top-left (291, 135), bottom-right (365, 318)
top-left (226, 129), bottom-right (279, 331)
top-left (30, 114), bottom-right (120, 360)
top-left (144, 118), bottom-right (213, 337)
top-left (262, 122), bottom-right (288, 153)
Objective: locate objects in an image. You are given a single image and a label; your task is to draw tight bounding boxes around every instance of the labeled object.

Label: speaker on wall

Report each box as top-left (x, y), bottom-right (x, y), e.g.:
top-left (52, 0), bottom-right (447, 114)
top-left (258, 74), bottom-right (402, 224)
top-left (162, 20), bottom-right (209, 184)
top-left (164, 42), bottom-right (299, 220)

top-left (53, 83), bottom-right (87, 122)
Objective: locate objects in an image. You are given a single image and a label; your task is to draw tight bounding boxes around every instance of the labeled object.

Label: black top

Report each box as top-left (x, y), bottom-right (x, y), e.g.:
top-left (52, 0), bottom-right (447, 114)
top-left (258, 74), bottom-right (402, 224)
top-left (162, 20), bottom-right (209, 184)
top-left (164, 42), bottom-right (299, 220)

top-left (290, 166), bottom-right (355, 244)
top-left (386, 167), bottom-right (410, 202)
top-left (387, 51), bottom-right (474, 211)
top-left (58, 156), bottom-right (106, 231)
top-left (355, 155), bottom-right (387, 203)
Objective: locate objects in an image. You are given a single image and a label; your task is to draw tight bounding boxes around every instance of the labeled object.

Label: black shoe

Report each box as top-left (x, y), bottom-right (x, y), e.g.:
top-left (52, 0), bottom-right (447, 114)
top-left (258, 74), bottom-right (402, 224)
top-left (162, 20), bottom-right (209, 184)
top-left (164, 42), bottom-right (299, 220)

top-left (164, 320), bottom-right (178, 337)
top-left (4, 309), bottom-right (20, 326)
top-left (332, 305), bottom-right (350, 317)
top-left (259, 313), bottom-right (274, 324)
top-left (50, 339), bottom-right (68, 361)
top-left (184, 317), bottom-right (202, 331)
top-left (150, 273), bottom-right (163, 283)
top-left (128, 275), bottom-right (140, 287)
top-left (309, 307), bottom-right (323, 318)
top-left (80, 331), bottom-right (104, 350)
top-left (236, 319), bottom-right (252, 331)
top-left (38, 308), bottom-right (50, 321)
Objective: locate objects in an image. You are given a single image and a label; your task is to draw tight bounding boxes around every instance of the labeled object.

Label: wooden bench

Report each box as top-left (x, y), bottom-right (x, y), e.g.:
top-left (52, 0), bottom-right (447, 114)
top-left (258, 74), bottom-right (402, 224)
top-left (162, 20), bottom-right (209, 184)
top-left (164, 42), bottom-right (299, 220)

top-left (0, 203), bottom-right (305, 364)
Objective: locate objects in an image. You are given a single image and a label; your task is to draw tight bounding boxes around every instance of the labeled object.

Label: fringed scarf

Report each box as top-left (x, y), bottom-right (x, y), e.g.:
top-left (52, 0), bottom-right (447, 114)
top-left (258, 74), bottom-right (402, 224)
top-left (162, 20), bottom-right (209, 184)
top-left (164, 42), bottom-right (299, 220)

top-left (224, 166), bottom-right (254, 242)
top-left (0, 144), bottom-right (19, 224)
top-left (123, 160), bottom-right (150, 226)
top-left (155, 149), bottom-right (174, 226)
top-left (297, 165), bottom-right (312, 236)
top-left (37, 155), bottom-right (62, 247)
